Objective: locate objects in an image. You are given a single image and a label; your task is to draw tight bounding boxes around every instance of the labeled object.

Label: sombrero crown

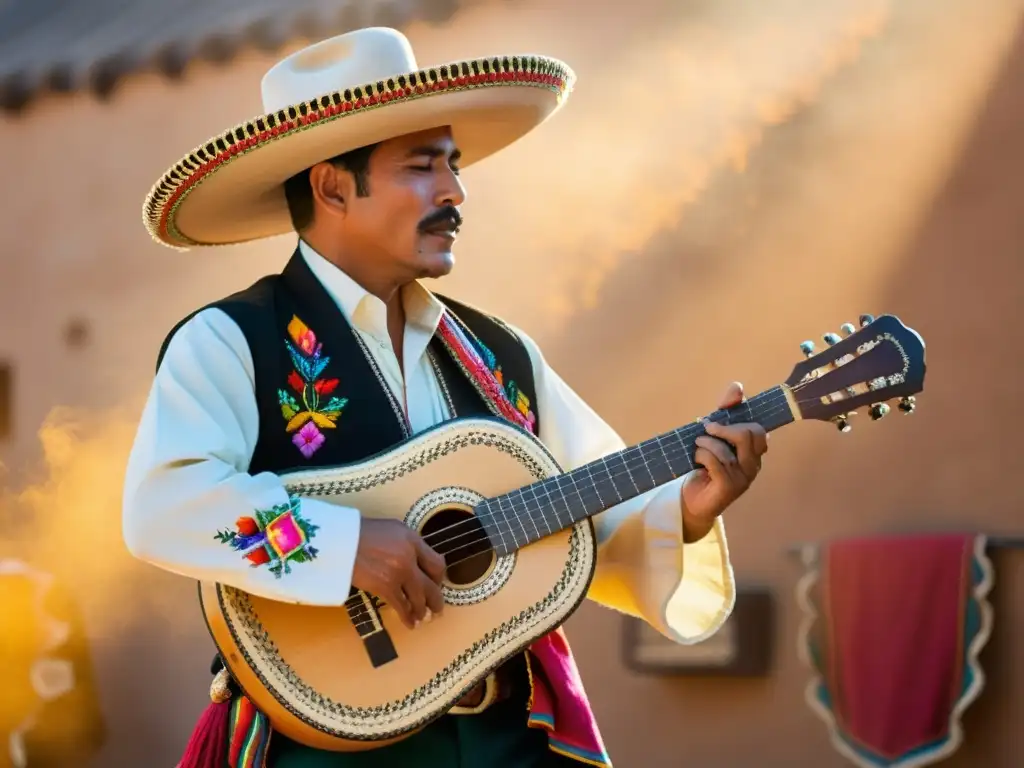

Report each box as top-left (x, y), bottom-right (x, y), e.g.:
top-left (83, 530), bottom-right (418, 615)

top-left (143, 27), bottom-right (575, 250)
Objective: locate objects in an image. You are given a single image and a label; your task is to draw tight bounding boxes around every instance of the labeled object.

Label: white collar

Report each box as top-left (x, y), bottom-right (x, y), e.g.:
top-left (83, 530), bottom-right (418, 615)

top-left (297, 239), bottom-right (446, 345)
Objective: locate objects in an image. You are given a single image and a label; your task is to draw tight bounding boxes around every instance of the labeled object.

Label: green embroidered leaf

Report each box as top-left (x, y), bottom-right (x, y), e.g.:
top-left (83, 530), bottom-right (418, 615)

top-left (290, 550), bottom-right (316, 565)
top-left (277, 389), bottom-right (300, 408)
top-left (214, 529), bottom-right (236, 543)
top-left (321, 396), bottom-right (348, 413)
top-left (279, 389), bottom-right (300, 419)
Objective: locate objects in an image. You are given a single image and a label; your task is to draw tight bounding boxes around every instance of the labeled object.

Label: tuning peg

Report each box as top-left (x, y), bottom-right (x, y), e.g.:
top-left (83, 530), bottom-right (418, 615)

top-left (799, 340), bottom-right (816, 358)
top-left (869, 403), bottom-right (891, 420)
top-left (834, 415), bottom-right (853, 433)
top-left (898, 396), bottom-right (916, 414)
top-left (859, 314), bottom-right (875, 327)
top-left (823, 332), bottom-right (842, 346)
top-left (839, 323), bottom-right (857, 336)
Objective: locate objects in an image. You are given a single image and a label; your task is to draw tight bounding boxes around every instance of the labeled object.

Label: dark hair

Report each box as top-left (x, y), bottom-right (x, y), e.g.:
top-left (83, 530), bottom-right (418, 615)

top-left (283, 142), bottom-right (380, 232)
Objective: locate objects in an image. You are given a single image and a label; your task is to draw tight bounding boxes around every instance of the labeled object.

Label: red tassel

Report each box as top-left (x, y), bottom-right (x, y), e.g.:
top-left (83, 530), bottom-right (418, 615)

top-left (178, 699), bottom-right (231, 768)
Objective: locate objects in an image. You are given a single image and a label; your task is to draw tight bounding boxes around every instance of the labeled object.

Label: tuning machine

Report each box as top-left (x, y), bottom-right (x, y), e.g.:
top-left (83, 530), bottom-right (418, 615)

top-left (898, 396), bottom-right (917, 414)
top-left (833, 413), bottom-right (855, 433)
top-left (799, 340), bottom-right (816, 358)
top-left (869, 403), bottom-right (891, 420)
top-left (859, 314), bottom-right (875, 327)
top-left (828, 324), bottom-right (860, 397)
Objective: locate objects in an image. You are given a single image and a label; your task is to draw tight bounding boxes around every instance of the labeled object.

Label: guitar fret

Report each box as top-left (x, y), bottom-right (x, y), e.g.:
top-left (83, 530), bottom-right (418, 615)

top-left (509, 493), bottom-right (533, 550)
top-left (654, 435), bottom-right (678, 481)
top-left (528, 483), bottom-right (552, 536)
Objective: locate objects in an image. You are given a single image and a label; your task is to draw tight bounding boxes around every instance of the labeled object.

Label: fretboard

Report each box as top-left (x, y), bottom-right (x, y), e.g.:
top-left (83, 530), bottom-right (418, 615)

top-left (479, 385), bottom-right (795, 557)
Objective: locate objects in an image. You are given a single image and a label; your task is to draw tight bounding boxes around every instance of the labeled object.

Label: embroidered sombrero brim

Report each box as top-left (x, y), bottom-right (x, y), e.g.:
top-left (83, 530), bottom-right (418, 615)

top-left (144, 55), bottom-right (574, 250)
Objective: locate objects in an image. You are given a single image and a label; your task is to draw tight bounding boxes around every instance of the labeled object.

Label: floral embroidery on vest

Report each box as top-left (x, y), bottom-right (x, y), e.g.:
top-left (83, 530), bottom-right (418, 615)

top-left (278, 315), bottom-right (349, 458)
top-left (214, 497), bottom-right (319, 577)
top-left (476, 338), bottom-right (535, 423)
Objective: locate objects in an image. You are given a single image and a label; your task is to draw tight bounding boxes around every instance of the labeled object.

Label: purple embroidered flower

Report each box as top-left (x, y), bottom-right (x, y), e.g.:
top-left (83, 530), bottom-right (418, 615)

top-left (292, 421), bottom-right (325, 458)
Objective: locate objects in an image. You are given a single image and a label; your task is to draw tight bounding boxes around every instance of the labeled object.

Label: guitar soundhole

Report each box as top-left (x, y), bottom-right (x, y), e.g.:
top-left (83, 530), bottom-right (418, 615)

top-left (420, 507), bottom-right (495, 587)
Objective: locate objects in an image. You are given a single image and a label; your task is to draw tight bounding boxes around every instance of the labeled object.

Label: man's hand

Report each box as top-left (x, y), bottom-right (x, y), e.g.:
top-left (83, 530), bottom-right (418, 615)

top-left (352, 518), bottom-right (447, 629)
top-left (681, 382), bottom-right (769, 543)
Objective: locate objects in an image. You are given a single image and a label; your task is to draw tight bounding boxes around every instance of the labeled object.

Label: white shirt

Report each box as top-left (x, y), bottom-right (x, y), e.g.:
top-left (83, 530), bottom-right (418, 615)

top-left (122, 242), bottom-right (734, 644)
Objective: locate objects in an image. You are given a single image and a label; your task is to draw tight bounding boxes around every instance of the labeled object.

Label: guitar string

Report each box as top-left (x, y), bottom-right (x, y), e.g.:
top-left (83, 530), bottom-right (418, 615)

top-left (423, 389), bottom-right (796, 548)
top-left (417, 388), bottom-right (786, 545)
top-left (342, 379), bottom-right (880, 624)
top-left (342, 383), bottom-right (860, 626)
top-left (344, 396), bottom-right (797, 629)
top-left (418, 372), bottom-right (893, 552)
top-left (393, 339), bottom-right (890, 551)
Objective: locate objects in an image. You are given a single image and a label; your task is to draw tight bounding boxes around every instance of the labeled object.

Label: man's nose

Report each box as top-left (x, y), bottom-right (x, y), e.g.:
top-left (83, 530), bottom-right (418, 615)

top-left (435, 169), bottom-right (466, 208)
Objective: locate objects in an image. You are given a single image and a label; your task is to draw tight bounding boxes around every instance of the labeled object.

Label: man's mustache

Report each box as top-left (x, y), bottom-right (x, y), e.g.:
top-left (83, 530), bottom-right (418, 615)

top-left (418, 205), bottom-right (463, 233)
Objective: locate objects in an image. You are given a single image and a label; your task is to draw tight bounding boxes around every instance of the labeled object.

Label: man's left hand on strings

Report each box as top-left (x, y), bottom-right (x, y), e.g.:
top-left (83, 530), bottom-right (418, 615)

top-left (681, 381), bottom-right (769, 542)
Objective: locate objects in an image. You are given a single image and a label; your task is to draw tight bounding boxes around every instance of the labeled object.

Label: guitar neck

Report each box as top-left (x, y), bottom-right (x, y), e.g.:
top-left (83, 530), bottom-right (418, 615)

top-left (480, 385), bottom-right (796, 556)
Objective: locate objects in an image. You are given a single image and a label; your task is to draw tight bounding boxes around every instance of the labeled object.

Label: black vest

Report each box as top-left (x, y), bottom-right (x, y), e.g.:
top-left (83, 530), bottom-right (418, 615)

top-left (156, 249), bottom-right (540, 477)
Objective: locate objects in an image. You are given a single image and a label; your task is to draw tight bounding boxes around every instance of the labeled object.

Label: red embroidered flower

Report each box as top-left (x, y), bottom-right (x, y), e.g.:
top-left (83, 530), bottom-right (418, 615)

top-left (288, 371), bottom-right (305, 394)
top-left (314, 378), bottom-right (339, 396)
top-left (236, 517), bottom-right (259, 536)
top-left (245, 549), bottom-right (271, 566)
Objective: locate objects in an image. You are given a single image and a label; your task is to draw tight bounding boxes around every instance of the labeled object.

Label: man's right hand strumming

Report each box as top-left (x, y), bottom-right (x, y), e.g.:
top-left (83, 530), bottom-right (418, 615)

top-left (352, 518), bottom-right (447, 630)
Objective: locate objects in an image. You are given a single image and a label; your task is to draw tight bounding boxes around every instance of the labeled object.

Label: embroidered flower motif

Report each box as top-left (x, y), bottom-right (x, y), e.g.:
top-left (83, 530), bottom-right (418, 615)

top-left (293, 324), bottom-right (318, 356)
top-left (292, 421), bottom-right (325, 459)
top-left (214, 497), bottom-right (319, 578)
top-left (277, 315), bottom-right (349, 458)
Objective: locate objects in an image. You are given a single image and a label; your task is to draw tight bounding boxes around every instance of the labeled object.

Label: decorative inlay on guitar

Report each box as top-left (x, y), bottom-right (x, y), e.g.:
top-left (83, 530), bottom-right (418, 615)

top-left (199, 313), bottom-right (926, 752)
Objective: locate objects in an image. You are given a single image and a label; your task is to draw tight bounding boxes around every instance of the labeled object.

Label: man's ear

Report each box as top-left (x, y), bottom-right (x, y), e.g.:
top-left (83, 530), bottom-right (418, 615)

top-left (309, 162), bottom-right (350, 219)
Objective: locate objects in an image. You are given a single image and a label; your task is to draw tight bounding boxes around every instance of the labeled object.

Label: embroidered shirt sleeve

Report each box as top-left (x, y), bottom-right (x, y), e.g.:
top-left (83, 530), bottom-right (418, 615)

top-left (122, 308), bottom-right (360, 606)
top-left (506, 323), bottom-right (736, 644)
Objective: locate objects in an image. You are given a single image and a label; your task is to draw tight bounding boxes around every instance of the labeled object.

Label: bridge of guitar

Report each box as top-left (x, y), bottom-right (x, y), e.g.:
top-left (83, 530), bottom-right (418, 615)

top-left (346, 590), bottom-right (399, 668)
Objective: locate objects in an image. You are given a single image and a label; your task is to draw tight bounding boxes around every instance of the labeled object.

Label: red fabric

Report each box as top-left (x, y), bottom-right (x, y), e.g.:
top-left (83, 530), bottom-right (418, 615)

top-left (178, 699), bottom-right (231, 768)
top-left (817, 534), bottom-right (975, 759)
top-left (527, 629), bottom-right (610, 764)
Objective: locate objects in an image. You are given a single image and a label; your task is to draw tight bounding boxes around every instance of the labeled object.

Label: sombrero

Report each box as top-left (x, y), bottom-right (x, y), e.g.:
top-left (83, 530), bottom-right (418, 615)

top-left (142, 27), bottom-right (575, 250)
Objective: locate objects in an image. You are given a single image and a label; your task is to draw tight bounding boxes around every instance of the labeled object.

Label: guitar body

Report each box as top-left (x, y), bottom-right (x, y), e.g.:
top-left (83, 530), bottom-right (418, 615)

top-left (200, 417), bottom-right (598, 752)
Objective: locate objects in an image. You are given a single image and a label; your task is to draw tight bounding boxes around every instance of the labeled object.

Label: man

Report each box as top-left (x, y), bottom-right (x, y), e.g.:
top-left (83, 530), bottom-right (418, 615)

top-left (124, 27), bottom-right (768, 768)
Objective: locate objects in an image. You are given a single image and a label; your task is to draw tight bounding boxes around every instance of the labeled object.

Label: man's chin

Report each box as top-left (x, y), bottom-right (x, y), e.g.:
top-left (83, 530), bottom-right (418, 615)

top-left (419, 250), bottom-right (456, 279)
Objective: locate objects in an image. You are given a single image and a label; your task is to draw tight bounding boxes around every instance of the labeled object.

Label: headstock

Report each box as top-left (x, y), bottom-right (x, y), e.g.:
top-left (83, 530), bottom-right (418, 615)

top-left (784, 314), bottom-right (925, 431)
